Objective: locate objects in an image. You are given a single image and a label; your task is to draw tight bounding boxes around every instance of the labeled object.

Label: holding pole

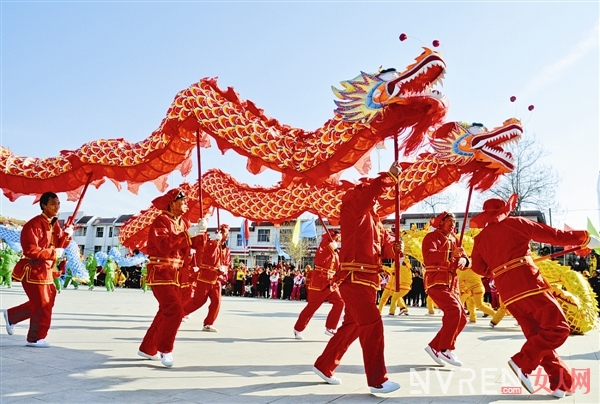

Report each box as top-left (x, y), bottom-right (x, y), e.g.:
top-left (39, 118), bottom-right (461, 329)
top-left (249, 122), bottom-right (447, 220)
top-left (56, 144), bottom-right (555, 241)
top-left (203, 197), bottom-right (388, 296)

top-left (394, 137), bottom-right (402, 292)
top-left (458, 185), bottom-right (474, 247)
top-left (66, 172), bottom-right (93, 227)
top-left (196, 130), bottom-right (204, 219)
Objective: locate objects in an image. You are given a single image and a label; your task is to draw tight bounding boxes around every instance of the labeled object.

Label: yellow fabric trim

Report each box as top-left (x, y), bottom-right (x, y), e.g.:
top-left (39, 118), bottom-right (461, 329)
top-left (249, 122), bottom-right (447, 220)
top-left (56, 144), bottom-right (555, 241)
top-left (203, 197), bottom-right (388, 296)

top-left (491, 256), bottom-right (533, 278)
top-left (504, 287), bottom-right (549, 307)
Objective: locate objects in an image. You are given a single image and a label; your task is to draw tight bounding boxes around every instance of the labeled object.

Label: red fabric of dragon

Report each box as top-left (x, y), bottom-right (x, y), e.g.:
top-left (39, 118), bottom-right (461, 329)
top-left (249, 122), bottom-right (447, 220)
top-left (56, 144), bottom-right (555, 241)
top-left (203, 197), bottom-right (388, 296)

top-left (0, 47), bottom-right (446, 202)
top-left (119, 119), bottom-right (522, 251)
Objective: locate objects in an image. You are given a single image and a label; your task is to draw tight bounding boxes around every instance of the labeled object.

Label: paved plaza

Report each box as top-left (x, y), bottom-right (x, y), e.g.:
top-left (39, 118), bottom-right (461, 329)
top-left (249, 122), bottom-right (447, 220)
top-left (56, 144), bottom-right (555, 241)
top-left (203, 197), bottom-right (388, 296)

top-left (1, 284), bottom-right (598, 404)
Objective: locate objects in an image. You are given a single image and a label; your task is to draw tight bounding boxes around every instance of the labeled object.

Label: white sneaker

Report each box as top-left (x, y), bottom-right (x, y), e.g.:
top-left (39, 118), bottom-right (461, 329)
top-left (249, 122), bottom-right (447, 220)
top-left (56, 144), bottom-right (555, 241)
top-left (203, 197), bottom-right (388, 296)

top-left (293, 329), bottom-right (303, 340)
top-left (439, 350), bottom-right (462, 367)
top-left (425, 312), bottom-right (435, 316)
top-left (312, 366), bottom-right (341, 385)
top-left (3, 310), bottom-right (14, 335)
top-left (551, 389), bottom-right (573, 398)
top-left (181, 315), bottom-right (189, 323)
top-left (26, 339), bottom-right (50, 348)
top-left (203, 324), bottom-right (218, 332)
top-left (324, 328), bottom-right (336, 337)
top-left (424, 345), bottom-right (445, 366)
top-left (138, 350), bottom-right (160, 360)
top-left (370, 380), bottom-right (401, 394)
top-left (398, 308), bottom-right (408, 315)
top-left (489, 321), bottom-right (496, 328)
top-left (508, 359), bottom-right (533, 394)
top-left (160, 352), bottom-right (174, 367)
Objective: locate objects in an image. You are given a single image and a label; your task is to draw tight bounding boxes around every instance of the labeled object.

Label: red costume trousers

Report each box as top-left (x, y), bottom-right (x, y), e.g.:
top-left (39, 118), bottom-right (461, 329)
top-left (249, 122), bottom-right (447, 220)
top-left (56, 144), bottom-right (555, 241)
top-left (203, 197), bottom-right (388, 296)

top-left (8, 281), bottom-right (56, 342)
top-left (314, 281), bottom-right (387, 387)
top-left (427, 284), bottom-right (466, 351)
top-left (183, 281), bottom-right (218, 320)
top-left (294, 288), bottom-right (344, 332)
top-left (509, 292), bottom-right (572, 391)
top-left (139, 284), bottom-right (184, 354)
top-left (204, 282), bottom-right (221, 326)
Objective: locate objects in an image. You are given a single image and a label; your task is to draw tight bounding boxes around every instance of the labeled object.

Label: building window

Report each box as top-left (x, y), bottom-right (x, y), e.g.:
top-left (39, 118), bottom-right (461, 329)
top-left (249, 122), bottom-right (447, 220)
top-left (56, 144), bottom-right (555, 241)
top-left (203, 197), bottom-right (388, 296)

top-left (113, 227), bottom-right (119, 236)
top-left (236, 234), bottom-right (242, 247)
top-left (96, 227), bottom-right (104, 238)
top-left (255, 255), bottom-right (269, 268)
top-left (109, 227), bottom-right (113, 238)
top-left (75, 227), bottom-right (87, 237)
top-left (257, 229), bottom-right (270, 242)
top-left (107, 246), bottom-right (112, 253)
top-left (415, 222), bottom-right (427, 230)
top-left (94, 246), bottom-right (102, 253)
top-left (79, 245), bottom-right (85, 256)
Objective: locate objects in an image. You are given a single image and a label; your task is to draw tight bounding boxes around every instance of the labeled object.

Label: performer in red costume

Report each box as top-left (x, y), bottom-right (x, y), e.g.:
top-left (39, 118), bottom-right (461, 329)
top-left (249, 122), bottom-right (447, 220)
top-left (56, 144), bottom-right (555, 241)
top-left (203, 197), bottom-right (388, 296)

top-left (183, 224), bottom-right (231, 332)
top-left (313, 162), bottom-right (402, 395)
top-left (138, 189), bottom-right (205, 367)
top-left (422, 211), bottom-right (469, 367)
top-left (470, 195), bottom-right (599, 398)
top-left (4, 192), bottom-right (73, 347)
top-left (293, 230), bottom-right (344, 339)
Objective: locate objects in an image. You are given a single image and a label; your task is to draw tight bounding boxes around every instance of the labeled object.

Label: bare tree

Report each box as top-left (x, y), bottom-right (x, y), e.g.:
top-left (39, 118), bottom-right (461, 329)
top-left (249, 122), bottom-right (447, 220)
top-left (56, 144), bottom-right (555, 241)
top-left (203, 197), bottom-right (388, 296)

top-left (418, 193), bottom-right (458, 214)
top-left (279, 226), bottom-right (310, 268)
top-left (482, 132), bottom-right (560, 213)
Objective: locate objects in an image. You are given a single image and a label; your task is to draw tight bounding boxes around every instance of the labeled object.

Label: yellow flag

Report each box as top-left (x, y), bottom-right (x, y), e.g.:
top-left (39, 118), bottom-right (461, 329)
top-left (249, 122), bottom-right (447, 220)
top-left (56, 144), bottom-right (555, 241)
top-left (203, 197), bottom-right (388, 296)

top-left (292, 219), bottom-right (301, 246)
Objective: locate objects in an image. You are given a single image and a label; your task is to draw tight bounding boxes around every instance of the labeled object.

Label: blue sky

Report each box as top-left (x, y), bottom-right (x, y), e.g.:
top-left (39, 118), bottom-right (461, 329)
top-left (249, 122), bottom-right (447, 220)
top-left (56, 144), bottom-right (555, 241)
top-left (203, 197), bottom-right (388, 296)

top-left (1, 1), bottom-right (598, 230)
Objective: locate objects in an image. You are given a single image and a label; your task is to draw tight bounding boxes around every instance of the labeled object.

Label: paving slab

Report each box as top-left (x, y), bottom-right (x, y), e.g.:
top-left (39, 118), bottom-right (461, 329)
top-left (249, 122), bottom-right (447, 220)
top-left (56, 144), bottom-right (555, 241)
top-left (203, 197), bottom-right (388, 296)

top-left (1, 284), bottom-right (598, 403)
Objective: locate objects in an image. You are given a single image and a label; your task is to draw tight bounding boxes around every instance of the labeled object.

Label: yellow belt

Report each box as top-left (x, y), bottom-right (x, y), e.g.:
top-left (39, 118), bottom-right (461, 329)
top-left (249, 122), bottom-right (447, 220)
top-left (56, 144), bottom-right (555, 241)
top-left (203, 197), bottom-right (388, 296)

top-left (148, 257), bottom-right (184, 268)
top-left (491, 256), bottom-right (534, 278)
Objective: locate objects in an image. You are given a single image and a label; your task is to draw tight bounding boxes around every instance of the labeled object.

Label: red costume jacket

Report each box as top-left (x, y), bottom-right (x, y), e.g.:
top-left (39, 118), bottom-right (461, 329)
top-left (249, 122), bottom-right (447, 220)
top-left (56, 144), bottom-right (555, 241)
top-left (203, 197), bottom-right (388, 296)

top-left (471, 217), bottom-right (589, 306)
top-left (12, 213), bottom-right (71, 284)
top-left (145, 211), bottom-right (192, 286)
top-left (193, 235), bottom-right (232, 285)
top-left (308, 236), bottom-right (339, 291)
top-left (422, 229), bottom-right (462, 291)
top-left (338, 174), bottom-right (398, 290)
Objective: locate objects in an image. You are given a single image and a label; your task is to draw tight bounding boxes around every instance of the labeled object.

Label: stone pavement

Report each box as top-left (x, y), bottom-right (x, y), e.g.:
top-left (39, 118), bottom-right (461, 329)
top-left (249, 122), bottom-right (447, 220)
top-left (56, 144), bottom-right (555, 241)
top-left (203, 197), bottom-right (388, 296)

top-left (1, 283), bottom-right (598, 404)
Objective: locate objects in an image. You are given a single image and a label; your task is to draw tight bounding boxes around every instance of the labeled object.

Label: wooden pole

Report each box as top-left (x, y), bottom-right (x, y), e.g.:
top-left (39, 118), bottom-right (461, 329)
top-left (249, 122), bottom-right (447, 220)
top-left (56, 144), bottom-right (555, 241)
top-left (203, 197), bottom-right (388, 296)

top-left (66, 172), bottom-right (93, 227)
top-left (196, 130), bottom-right (204, 218)
top-left (394, 136), bottom-right (402, 292)
top-left (458, 185), bottom-right (474, 247)
top-left (534, 246), bottom-right (584, 263)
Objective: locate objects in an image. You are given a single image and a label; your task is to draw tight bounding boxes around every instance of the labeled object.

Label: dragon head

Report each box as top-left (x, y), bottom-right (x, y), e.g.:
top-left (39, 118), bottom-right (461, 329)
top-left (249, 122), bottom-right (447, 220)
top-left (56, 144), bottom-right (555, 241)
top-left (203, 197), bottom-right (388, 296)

top-left (428, 118), bottom-right (522, 191)
top-left (332, 47), bottom-right (446, 123)
top-left (331, 47), bottom-right (447, 155)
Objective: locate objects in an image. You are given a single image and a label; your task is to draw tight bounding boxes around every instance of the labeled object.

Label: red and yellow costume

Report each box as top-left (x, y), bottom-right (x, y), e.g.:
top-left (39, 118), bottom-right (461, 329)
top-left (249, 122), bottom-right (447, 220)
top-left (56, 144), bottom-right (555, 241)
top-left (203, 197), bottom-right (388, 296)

top-left (183, 230), bottom-right (231, 327)
top-left (8, 213), bottom-right (71, 343)
top-left (314, 172), bottom-right (398, 388)
top-left (422, 214), bottom-right (468, 352)
top-left (139, 190), bottom-right (193, 356)
top-left (457, 268), bottom-right (496, 322)
top-left (471, 200), bottom-right (589, 392)
top-left (378, 260), bottom-right (413, 315)
top-left (294, 233), bottom-right (344, 332)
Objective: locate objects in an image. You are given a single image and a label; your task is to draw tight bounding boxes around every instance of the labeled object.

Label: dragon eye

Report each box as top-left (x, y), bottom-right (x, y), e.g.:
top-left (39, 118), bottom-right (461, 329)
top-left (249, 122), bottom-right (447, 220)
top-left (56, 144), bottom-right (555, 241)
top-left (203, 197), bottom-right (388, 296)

top-left (378, 71), bottom-right (398, 81)
top-left (467, 126), bottom-right (483, 135)
top-left (460, 140), bottom-right (467, 146)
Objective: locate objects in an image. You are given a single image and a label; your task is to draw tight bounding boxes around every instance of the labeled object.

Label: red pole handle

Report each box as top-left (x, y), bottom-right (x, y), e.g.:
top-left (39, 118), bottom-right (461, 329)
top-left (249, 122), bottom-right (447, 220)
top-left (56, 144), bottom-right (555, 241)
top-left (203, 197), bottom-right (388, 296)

top-left (196, 130), bottom-right (204, 219)
top-left (458, 185), bottom-right (474, 247)
top-left (66, 172), bottom-right (93, 227)
top-left (394, 136), bottom-right (402, 292)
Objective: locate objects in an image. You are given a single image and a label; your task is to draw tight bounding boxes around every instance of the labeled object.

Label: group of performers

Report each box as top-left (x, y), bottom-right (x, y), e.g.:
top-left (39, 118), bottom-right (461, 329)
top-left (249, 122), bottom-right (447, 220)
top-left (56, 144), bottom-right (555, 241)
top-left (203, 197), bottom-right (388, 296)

top-left (3, 164), bottom-right (600, 397)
